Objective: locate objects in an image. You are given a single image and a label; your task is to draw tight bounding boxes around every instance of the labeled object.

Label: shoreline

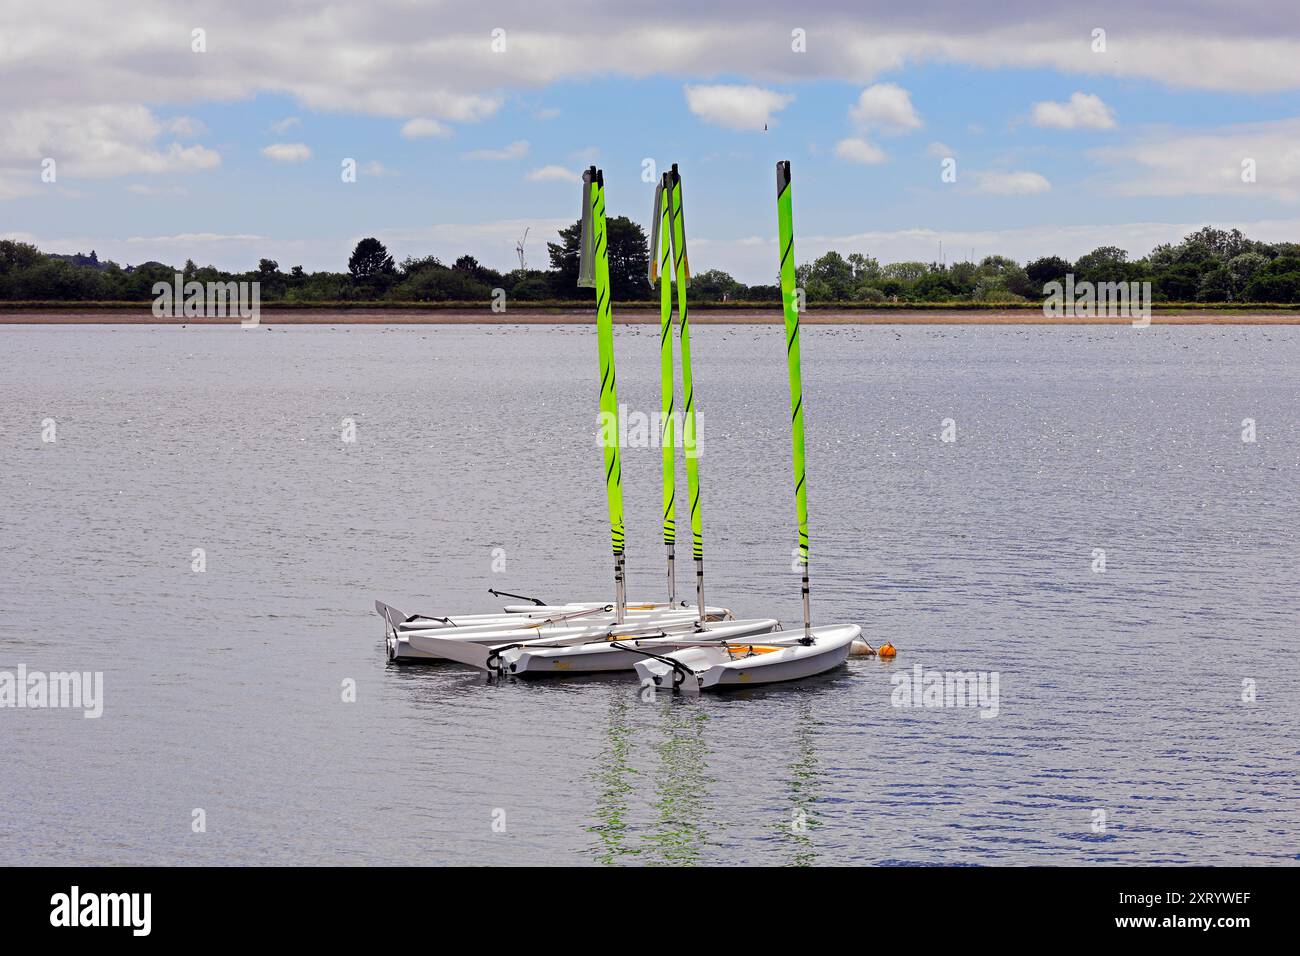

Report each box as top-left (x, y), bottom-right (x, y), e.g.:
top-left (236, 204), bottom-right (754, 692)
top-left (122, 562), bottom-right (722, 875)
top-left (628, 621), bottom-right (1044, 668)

top-left (2, 307), bottom-right (1300, 325)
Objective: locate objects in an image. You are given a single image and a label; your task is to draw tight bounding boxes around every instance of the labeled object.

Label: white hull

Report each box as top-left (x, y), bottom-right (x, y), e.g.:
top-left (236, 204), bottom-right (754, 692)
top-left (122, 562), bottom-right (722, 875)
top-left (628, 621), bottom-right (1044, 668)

top-left (498, 618), bottom-right (782, 675)
top-left (380, 600), bottom-right (730, 634)
top-left (398, 613), bottom-right (718, 665)
top-left (634, 624), bottom-right (860, 692)
top-left (376, 601), bottom-right (728, 663)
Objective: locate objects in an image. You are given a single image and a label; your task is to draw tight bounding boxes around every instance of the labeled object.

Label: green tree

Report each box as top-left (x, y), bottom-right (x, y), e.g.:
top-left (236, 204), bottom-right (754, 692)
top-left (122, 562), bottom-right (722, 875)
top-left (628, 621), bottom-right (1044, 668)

top-left (392, 265), bottom-right (490, 301)
top-left (847, 252), bottom-right (881, 282)
top-left (1025, 255), bottom-right (1071, 290)
top-left (1155, 264), bottom-right (1202, 301)
top-left (946, 261), bottom-right (979, 295)
top-left (882, 261), bottom-right (928, 283)
top-left (691, 269), bottom-right (745, 301)
top-left (1242, 255), bottom-right (1300, 301)
top-left (1181, 226), bottom-right (1251, 260)
top-left (0, 240), bottom-right (43, 272)
top-left (1196, 266), bottom-right (1233, 302)
top-left (1074, 246), bottom-right (1131, 284)
top-left (453, 254), bottom-right (504, 288)
top-left (348, 238), bottom-right (395, 280)
top-left (399, 255), bottom-right (443, 276)
top-left (503, 268), bottom-right (554, 301)
top-left (808, 251), bottom-right (856, 299)
top-left (978, 255), bottom-right (1034, 297)
top-left (547, 216), bottom-right (651, 301)
top-left (1244, 270), bottom-right (1300, 302)
top-left (913, 270), bottom-right (959, 300)
top-left (1227, 252), bottom-right (1268, 291)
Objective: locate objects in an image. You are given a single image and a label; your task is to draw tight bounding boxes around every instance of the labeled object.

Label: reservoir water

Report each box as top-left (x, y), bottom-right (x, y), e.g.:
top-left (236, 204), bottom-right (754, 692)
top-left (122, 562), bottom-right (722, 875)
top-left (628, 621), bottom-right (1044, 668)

top-left (1, 323), bottom-right (1296, 865)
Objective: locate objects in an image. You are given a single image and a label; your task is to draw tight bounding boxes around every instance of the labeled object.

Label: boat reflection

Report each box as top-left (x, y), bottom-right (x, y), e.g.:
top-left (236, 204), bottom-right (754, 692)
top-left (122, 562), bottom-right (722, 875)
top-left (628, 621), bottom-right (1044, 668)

top-left (781, 693), bottom-right (822, 867)
top-left (586, 670), bottom-right (844, 865)
top-left (641, 697), bottom-right (711, 866)
top-left (586, 691), bottom-right (638, 865)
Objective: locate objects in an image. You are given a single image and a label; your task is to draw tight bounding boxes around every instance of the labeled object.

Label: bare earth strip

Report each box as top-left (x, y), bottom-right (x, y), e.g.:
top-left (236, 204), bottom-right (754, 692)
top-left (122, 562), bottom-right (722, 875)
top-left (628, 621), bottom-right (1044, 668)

top-left (2, 308), bottom-right (1299, 325)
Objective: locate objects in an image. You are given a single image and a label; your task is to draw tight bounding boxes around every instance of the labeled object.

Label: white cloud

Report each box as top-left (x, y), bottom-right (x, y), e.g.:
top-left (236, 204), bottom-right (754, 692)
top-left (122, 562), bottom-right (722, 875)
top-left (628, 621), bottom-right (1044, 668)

top-left (361, 160), bottom-right (392, 177)
top-left (2, 4), bottom-right (1300, 155)
top-left (462, 140), bottom-right (530, 161)
top-left (262, 142), bottom-right (312, 162)
top-left (401, 118), bottom-right (453, 139)
top-left (848, 83), bottom-right (921, 133)
top-left (1031, 92), bottom-right (1116, 130)
top-left (166, 116), bottom-right (206, 139)
top-left (927, 141), bottom-right (954, 158)
top-left (0, 4), bottom-right (1295, 209)
top-left (972, 170), bottom-right (1050, 195)
top-left (526, 165), bottom-right (579, 183)
top-left (684, 84), bottom-right (793, 131)
top-left (270, 116), bottom-right (301, 134)
top-left (972, 170), bottom-right (1052, 195)
top-left (535, 107), bottom-right (561, 120)
top-left (834, 137), bottom-right (887, 164)
top-left (1092, 118), bottom-right (1300, 200)
top-left (0, 104), bottom-right (219, 197)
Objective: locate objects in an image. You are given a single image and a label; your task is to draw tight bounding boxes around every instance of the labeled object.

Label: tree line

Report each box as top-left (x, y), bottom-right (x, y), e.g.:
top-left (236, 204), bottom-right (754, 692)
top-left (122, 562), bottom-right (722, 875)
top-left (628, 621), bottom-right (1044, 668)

top-left (3, 224), bottom-right (1299, 304)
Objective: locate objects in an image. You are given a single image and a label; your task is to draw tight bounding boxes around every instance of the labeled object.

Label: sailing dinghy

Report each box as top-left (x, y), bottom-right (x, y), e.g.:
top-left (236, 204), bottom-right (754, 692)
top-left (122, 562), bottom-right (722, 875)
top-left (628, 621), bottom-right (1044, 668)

top-left (634, 161), bottom-right (860, 692)
top-left (409, 616), bottom-right (781, 675)
top-left (378, 601), bottom-right (731, 663)
top-left (400, 168), bottom-right (782, 673)
top-left (377, 599), bottom-right (732, 633)
top-left (465, 166), bottom-right (779, 675)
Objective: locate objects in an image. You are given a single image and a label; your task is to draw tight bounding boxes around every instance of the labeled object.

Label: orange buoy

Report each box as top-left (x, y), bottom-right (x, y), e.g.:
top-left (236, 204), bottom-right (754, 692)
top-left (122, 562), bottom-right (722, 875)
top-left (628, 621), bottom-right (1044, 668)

top-left (878, 642), bottom-right (897, 659)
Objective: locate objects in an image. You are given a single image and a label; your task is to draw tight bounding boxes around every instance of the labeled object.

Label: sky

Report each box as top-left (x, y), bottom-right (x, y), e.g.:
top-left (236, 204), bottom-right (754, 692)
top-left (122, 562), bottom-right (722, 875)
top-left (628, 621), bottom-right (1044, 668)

top-left (2, 1), bottom-right (1299, 284)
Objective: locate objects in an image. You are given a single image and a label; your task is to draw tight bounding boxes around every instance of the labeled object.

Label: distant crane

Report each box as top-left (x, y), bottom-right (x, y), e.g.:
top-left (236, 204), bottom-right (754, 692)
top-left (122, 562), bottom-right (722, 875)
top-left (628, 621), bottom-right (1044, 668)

top-left (516, 227), bottom-right (529, 271)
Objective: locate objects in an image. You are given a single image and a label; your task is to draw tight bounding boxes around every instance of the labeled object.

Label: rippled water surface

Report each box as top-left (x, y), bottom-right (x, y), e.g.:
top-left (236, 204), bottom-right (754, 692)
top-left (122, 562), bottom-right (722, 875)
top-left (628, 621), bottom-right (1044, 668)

top-left (1, 323), bottom-right (1297, 866)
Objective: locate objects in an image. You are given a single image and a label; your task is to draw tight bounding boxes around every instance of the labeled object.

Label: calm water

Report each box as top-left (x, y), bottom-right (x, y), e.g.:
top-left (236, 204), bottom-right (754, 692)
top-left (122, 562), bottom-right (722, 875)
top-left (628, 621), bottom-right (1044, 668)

top-left (1, 323), bottom-right (1297, 866)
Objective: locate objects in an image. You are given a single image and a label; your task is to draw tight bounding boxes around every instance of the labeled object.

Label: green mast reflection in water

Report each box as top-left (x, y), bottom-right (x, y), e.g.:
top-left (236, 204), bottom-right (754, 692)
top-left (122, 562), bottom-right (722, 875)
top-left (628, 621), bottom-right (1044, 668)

top-left (586, 690), bottom-right (640, 865)
top-left (642, 699), bottom-right (712, 865)
top-left (781, 694), bottom-right (824, 867)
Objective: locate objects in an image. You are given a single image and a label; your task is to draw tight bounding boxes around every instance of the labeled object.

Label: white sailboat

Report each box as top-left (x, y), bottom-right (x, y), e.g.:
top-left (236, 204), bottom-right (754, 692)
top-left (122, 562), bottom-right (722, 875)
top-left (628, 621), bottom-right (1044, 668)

top-left (464, 165), bottom-right (783, 675)
top-left (378, 600), bottom-right (735, 663)
top-left (378, 599), bottom-right (732, 633)
top-left (634, 161), bottom-right (861, 692)
top-left (408, 617), bottom-right (781, 675)
top-left (384, 166), bottom-right (767, 668)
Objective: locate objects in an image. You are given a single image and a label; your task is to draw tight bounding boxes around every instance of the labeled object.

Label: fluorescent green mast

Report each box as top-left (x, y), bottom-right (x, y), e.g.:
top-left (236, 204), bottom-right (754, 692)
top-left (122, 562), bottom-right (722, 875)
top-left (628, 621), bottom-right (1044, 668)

top-left (665, 164), bottom-right (706, 624)
top-left (649, 175), bottom-right (677, 603)
top-left (579, 166), bottom-right (627, 623)
top-left (776, 160), bottom-right (812, 643)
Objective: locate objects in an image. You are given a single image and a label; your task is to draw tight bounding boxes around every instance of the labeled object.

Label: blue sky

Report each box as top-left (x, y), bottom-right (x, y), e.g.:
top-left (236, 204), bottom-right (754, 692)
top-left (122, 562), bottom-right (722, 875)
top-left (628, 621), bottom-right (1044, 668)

top-left (3, 2), bottom-right (1299, 283)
